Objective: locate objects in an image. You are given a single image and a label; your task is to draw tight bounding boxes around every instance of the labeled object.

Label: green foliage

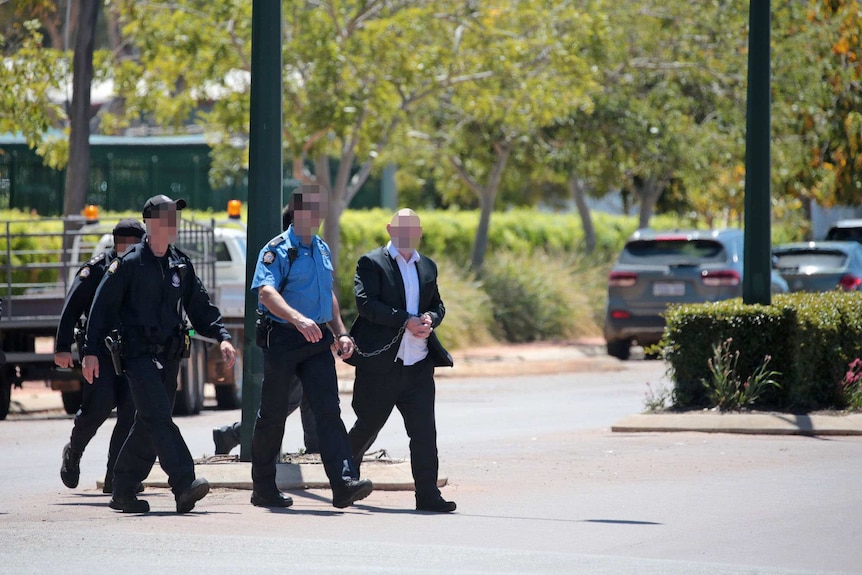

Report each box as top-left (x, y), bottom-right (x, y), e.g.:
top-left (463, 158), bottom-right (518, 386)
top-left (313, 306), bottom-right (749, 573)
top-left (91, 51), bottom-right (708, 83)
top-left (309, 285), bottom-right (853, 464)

top-left (662, 292), bottom-right (862, 411)
top-left (701, 338), bottom-right (781, 411)
top-left (839, 358), bottom-right (862, 411)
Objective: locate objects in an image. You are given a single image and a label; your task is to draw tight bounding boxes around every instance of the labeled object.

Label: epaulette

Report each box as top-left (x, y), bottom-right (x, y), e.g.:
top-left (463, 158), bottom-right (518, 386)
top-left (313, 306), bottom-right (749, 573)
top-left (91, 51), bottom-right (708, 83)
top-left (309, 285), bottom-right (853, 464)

top-left (85, 252), bottom-right (106, 267)
top-left (268, 235), bottom-right (286, 248)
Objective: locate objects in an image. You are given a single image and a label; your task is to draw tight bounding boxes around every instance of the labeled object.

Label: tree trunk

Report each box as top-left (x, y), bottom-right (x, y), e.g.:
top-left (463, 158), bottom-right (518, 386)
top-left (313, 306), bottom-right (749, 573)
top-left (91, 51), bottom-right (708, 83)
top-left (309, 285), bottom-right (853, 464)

top-left (569, 175), bottom-right (595, 254)
top-left (636, 176), bottom-right (665, 230)
top-left (471, 190), bottom-right (495, 272)
top-left (63, 0), bottom-right (99, 218)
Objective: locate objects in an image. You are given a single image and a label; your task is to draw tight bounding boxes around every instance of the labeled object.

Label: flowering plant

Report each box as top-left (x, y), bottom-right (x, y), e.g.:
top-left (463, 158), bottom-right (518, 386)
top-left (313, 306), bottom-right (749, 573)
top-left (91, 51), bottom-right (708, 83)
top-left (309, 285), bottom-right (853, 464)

top-left (840, 358), bottom-right (862, 410)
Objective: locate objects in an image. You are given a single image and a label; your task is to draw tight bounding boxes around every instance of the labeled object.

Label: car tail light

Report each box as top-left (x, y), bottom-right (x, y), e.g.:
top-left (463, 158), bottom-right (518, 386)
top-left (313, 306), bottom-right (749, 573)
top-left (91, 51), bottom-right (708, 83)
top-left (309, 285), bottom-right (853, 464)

top-left (839, 274), bottom-right (862, 291)
top-left (610, 310), bottom-right (631, 319)
top-left (609, 271), bottom-right (638, 287)
top-left (701, 269), bottom-right (741, 287)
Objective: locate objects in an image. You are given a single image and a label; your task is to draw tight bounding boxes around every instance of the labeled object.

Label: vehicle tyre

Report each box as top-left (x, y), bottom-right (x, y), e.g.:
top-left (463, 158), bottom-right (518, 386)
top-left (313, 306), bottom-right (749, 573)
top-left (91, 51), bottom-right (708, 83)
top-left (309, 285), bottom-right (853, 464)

top-left (61, 389), bottom-right (83, 415)
top-left (606, 339), bottom-right (631, 361)
top-left (174, 340), bottom-right (206, 416)
top-left (214, 341), bottom-right (242, 409)
top-left (0, 370), bottom-right (10, 421)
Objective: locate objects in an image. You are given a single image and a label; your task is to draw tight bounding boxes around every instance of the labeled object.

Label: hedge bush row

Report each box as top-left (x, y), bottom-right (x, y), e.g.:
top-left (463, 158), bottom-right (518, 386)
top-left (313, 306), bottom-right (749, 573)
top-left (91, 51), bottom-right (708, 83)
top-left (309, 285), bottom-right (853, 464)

top-left (661, 292), bottom-right (862, 411)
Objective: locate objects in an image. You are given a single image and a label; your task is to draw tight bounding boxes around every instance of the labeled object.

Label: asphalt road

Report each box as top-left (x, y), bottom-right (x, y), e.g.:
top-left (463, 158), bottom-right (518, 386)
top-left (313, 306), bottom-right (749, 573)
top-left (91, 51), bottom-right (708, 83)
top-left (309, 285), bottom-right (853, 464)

top-left (1, 357), bottom-right (860, 575)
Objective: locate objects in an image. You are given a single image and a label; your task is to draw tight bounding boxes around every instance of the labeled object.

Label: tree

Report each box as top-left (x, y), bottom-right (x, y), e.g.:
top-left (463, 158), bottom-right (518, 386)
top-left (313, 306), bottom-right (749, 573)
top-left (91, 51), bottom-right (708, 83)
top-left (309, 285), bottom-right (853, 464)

top-left (63, 0), bottom-right (100, 217)
top-left (406, 0), bottom-right (605, 271)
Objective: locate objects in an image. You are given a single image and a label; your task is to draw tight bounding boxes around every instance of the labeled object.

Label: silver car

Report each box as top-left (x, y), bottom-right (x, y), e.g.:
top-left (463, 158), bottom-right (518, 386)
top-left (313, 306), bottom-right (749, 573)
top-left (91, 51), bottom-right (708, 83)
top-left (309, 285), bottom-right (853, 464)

top-left (603, 228), bottom-right (788, 360)
top-left (772, 241), bottom-right (862, 292)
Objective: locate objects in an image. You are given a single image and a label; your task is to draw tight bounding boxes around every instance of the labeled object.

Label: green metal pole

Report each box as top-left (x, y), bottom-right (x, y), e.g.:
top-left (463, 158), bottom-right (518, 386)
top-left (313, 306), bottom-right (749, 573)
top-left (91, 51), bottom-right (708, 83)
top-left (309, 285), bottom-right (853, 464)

top-left (743, 0), bottom-right (772, 306)
top-left (240, 0), bottom-right (282, 461)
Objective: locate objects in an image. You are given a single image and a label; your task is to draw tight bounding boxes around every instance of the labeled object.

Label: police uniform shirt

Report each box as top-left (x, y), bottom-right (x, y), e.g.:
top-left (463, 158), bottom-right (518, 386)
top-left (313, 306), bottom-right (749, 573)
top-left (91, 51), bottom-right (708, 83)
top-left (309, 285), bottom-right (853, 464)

top-left (54, 249), bottom-right (114, 353)
top-left (251, 225), bottom-right (334, 325)
top-left (83, 237), bottom-right (230, 356)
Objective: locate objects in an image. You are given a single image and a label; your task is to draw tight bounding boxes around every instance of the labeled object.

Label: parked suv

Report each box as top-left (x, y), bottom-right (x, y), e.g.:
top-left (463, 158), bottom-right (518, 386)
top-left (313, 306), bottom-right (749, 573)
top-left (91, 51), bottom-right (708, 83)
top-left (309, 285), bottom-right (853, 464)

top-left (603, 228), bottom-right (788, 360)
top-left (824, 219), bottom-right (862, 243)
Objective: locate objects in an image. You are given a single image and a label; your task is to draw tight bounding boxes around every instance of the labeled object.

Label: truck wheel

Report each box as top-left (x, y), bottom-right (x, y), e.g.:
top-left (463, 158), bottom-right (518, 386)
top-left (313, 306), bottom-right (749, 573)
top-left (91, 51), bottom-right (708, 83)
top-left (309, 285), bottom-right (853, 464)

top-left (61, 389), bottom-right (83, 415)
top-left (0, 371), bottom-right (10, 420)
top-left (174, 340), bottom-right (205, 416)
top-left (214, 346), bottom-right (242, 410)
top-left (606, 339), bottom-right (631, 361)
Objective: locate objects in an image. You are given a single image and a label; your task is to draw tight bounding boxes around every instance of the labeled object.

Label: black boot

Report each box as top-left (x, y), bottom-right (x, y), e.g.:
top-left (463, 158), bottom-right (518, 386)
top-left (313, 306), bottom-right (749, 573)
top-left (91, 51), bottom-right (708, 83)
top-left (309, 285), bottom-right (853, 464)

top-left (60, 443), bottom-right (81, 489)
top-left (332, 478), bottom-right (373, 509)
top-left (212, 424), bottom-right (240, 455)
top-left (176, 477), bottom-right (210, 513)
top-left (109, 495), bottom-right (150, 513)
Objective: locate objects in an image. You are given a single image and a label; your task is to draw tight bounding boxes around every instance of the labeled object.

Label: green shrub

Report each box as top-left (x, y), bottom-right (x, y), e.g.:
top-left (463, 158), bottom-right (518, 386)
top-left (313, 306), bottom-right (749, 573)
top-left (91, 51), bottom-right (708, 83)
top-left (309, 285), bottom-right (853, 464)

top-left (480, 251), bottom-right (597, 343)
top-left (434, 258), bottom-right (496, 350)
top-left (661, 292), bottom-right (862, 411)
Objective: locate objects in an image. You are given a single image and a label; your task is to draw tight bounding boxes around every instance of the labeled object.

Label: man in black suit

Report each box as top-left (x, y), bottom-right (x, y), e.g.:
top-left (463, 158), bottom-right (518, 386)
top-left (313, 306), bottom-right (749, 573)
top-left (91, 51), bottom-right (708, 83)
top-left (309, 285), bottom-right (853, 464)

top-left (345, 208), bottom-right (456, 513)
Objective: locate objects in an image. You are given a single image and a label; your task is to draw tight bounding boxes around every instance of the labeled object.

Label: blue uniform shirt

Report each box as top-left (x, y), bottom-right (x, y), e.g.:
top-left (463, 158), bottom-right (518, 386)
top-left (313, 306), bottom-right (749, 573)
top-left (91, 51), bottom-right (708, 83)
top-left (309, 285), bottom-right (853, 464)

top-left (251, 225), bottom-right (334, 324)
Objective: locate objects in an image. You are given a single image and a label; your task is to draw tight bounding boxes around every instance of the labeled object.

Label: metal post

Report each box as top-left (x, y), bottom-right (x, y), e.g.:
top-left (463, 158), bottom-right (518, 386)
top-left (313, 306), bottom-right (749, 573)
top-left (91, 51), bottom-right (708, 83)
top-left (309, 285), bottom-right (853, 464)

top-left (743, 0), bottom-right (772, 305)
top-left (240, 0), bottom-right (282, 461)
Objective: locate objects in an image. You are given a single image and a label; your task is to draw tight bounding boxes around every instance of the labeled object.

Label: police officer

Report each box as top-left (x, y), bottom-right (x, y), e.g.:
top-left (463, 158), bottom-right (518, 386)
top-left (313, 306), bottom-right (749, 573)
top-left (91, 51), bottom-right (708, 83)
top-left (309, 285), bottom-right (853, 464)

top-left (56, 218), bottom-right (145, 493)
top-left (82, 195), bottom-right (237, 514)
top-left (250, 184), bottom-right (372, 509)
top-left (212, 204), bottom-right (319, 456)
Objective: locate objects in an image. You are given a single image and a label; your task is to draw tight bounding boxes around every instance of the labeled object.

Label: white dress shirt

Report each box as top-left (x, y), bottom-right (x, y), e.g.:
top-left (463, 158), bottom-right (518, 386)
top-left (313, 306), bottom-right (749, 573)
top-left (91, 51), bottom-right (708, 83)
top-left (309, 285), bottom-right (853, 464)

top-left (387, 241), bottom-right (428, 366)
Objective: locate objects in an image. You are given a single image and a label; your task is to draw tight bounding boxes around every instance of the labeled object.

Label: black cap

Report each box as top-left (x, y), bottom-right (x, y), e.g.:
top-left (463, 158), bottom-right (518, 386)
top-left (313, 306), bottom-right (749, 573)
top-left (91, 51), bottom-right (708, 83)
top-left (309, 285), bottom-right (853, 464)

top-left (142, 194), bottom-right (187, 219)
top-left (112, 218), bottom-right (145, 239)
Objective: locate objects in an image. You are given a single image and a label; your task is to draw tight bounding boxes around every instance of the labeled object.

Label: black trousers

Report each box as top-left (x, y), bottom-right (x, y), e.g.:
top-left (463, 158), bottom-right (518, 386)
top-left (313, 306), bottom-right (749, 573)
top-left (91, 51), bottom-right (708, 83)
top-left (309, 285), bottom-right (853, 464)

top-left (348, 356), bottom-right (441, 500)
top-left (68, 351), bottom-right (135, 480)
top-left (224, 376), bottom-right (319, 452)
top-left (251, 326), bottom-right (357, 493)
top-left (112, 354), bottom-right (195, 497)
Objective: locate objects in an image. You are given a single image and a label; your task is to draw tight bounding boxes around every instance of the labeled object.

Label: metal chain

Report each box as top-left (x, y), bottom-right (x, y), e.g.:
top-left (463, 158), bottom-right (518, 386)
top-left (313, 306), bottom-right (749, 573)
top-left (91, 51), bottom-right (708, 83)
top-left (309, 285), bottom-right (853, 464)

top-left (352, 322), bottom-right (407, 358)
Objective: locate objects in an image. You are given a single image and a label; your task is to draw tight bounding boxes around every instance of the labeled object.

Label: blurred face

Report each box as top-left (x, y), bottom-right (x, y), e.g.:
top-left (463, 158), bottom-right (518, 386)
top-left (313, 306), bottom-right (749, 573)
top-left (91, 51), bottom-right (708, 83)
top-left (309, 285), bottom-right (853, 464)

top-left (387, 209), bottom-right (422, 252)
top-left (145, 205), bottom-right (179, 246)
top-left (113, 236), bottom-right (140, 254)
top-left (292, 188), bottom-right (327, 238)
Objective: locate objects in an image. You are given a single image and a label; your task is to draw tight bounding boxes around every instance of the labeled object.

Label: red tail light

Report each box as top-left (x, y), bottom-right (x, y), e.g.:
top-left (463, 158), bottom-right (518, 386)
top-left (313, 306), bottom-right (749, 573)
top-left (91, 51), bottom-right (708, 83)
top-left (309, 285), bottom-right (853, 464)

top-left (609, 271), bottom-right (638, 287)
top-left (701, 269), bottom-right (741, 287)
top-left (610, 310), bottom-right (631, 319)
top-left (839, 274), bottom-right (862, 291)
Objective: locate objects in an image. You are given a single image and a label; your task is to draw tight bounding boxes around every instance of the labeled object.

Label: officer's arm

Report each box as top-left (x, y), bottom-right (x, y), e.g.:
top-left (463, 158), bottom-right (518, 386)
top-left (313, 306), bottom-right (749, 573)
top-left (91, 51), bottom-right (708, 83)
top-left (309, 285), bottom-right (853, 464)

top-left (258, 285), bottom-right (309, 325)
top-left (83, 263), bottom-right (126, 356)
top-left (354, 254), bottom-right (411, 328)
top-left (54, 268), bottom-right (98, 354)
top-left (182, 261), bottom-right (230, 342)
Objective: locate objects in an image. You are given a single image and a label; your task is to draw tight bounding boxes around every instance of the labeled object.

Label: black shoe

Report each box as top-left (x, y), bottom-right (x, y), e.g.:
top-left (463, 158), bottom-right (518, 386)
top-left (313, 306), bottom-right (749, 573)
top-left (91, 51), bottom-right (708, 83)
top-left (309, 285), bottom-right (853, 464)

top-left (108, 496), bottom-right (150, 513)
top-left (250, 490), bottom-right (294, 508)
top-left (332, 478), bottom-right (373, 509)
top-left (213, 426), bottom-right (239, 455)
top-left (176, 478), bottom-right (210, 514)
top-left (103, 475), bottom-right (145, 495)
top-left (60, 443), bottom-right (80, 489)
top-left (416, 495), bottom-right (457, 513)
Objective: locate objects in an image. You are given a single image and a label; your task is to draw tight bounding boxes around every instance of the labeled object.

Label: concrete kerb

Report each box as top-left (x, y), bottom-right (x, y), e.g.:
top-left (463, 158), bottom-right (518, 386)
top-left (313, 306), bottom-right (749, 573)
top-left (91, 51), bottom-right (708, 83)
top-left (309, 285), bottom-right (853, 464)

top-left (612, 412), bottom-right (862, 436)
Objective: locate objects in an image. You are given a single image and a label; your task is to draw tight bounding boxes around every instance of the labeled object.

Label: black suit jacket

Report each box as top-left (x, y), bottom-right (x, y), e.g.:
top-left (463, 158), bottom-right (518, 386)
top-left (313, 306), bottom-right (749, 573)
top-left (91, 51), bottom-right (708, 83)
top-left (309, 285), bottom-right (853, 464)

top-left (345, 246), bottom-right (453, 373)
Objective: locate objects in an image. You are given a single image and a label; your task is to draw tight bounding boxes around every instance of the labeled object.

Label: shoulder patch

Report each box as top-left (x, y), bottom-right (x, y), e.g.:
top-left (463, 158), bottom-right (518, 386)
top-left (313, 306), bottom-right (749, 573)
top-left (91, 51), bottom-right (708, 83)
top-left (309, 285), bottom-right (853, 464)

top-left (107, 260), bottom-right (120, 275)
top-left (262, 251), bottom-right (276, 265)
top-left (268, 235), bottom-right (285, 248)
top-left (79, 267), bottom-right (91, 279)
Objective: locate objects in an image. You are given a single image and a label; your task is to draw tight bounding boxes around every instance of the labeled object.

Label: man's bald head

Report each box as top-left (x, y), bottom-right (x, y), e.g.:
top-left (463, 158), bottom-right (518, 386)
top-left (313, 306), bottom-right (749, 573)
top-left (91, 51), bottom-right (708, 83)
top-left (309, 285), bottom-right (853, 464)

top-left (387, 208), bottom-right (422, 253)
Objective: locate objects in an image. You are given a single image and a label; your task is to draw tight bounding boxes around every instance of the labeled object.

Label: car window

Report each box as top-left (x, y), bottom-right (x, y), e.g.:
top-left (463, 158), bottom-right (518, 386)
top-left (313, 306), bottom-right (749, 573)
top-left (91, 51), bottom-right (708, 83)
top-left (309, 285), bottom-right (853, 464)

top-left (773, 250), bottom-right (848, 269)
top-left (825, 228), bottom-right (862, 242)
top-left (618, 239), bottom-right (728, 264)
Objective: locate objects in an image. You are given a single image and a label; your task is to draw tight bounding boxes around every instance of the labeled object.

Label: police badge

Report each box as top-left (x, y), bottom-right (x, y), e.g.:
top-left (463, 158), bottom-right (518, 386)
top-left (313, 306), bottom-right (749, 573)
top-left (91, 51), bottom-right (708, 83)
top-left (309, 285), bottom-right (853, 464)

top-left (172, 272), bottom-right (181, 287)
top-left (263, 251), bottom-right (276, 265)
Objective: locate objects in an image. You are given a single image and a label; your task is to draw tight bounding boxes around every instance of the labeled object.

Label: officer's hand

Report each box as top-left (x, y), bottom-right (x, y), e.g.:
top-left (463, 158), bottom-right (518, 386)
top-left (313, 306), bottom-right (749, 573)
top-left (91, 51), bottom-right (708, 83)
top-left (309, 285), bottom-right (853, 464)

top-left (219, 341), bottom-right (237, 369)
top-left (293, 316), bottom-right (323, 343)
top-left (333, 335), bottom-right (354, 360)
top-left (54, 352), bottom-right (74, 368)
top-left (81, 355), bottom-right (99, 384)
